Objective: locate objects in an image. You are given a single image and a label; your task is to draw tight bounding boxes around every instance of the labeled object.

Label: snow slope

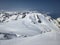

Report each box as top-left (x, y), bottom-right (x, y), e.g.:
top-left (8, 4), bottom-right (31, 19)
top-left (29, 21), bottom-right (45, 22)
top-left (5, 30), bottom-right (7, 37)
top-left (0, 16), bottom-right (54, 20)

top-left (0, 31), bottom-right (60, 45)
top-left (0, 11), bottom-right (60, 45)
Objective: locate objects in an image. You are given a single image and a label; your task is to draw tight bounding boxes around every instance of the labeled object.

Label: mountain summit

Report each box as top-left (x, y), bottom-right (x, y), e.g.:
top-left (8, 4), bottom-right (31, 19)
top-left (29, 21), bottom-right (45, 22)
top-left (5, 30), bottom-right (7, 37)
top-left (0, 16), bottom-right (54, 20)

top-left (0, 11), bottom-right (60, 45)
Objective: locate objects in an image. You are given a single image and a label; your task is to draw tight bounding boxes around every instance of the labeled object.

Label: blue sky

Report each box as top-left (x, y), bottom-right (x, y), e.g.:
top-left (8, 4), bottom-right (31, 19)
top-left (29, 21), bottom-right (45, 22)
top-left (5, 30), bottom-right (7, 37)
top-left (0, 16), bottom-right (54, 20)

top-left (0, 0), bottom-right (60, 18)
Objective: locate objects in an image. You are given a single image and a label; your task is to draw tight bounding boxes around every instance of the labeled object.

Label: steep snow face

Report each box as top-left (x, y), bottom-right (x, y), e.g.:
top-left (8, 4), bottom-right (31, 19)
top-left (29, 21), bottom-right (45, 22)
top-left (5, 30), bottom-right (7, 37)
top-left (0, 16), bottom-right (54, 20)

top-left (0, 11), bottom-right (60, 35)
top-left (0, 11), bottom-right (60, 40)
top-left (0, 11), bottom-right (60, 45)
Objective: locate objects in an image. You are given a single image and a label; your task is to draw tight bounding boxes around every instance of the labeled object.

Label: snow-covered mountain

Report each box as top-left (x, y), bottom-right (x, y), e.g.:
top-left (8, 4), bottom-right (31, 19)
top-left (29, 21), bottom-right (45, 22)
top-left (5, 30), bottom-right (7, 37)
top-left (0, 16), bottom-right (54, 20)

top-left (0, 11), bottom-right (60, 45)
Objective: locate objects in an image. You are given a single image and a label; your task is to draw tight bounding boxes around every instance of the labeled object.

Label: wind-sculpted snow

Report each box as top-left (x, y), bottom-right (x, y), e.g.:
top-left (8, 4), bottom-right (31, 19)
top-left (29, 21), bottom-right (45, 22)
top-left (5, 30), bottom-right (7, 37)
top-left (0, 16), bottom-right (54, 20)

top-left (0, 11), bottom-right (60, 45)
